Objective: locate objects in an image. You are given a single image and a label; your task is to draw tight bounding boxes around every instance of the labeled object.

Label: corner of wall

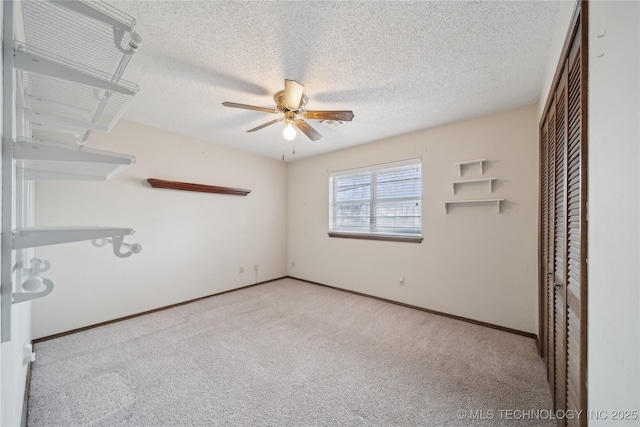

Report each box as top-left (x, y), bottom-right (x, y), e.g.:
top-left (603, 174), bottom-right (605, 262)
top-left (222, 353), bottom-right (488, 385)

top-left (537, 0), bottom-right (578, 119)
top-left (286, 105), bottom-right (540, 334)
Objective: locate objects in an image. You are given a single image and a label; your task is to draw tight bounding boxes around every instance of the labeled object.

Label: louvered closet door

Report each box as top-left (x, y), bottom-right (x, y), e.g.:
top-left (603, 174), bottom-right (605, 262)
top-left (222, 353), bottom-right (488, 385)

top-left (539, 8), bottom-right (587, 427)
top-left (565, 25), bottom-right (586, 427)
top-left (542, 102), bottom-right (557, 394)
top-left (553, 65), bottom-right (569, 421)
top-left (540, 117), bottom-right (549, 375)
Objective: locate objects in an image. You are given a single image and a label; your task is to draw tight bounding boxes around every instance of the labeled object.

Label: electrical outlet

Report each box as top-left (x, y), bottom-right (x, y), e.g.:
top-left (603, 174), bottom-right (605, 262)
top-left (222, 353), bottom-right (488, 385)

top-left (239, 267), bottom-right (243, 274)
top-left (400, 277), bottom-right (405, 286)
top-left (291, 261), bottom-right (295, 268)
top-left (253, 264), bottom-right (259, 272)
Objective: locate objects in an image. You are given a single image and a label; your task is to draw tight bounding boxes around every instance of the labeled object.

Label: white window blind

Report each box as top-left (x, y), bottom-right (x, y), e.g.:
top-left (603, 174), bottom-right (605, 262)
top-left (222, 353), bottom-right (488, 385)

top-left (329, 159), bottom-right (422, 238)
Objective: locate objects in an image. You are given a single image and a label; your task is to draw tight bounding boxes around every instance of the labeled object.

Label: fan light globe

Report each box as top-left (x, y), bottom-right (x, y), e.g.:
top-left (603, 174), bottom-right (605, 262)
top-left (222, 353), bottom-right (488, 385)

top-left (283, 124), bottom-right (296, 141)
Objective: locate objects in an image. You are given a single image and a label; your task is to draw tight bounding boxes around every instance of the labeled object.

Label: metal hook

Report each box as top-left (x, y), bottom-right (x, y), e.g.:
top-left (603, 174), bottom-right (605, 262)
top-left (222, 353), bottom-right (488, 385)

top-left (92, 236), bottom-right (142, 258)
top-left (13, 258), bottom-right (55, 304)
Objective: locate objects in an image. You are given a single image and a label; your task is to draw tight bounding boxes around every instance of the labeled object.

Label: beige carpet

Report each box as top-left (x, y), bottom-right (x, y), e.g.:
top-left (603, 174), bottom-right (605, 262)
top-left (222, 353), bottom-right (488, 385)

top-left (27, 278), bottom-right (554, 426)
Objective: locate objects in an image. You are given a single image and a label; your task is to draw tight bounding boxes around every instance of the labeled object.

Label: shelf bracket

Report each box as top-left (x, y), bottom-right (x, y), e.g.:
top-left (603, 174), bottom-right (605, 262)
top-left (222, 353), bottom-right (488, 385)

top-left (113, 28), bottom-right (143, 56)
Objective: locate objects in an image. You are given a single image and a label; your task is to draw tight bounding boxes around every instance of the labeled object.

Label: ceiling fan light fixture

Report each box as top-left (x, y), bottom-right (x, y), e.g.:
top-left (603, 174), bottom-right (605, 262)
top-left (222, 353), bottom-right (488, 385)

top-left (283, 123), bottom-right (296, 141)
top-left (222, 79), bottom-right (354, 143)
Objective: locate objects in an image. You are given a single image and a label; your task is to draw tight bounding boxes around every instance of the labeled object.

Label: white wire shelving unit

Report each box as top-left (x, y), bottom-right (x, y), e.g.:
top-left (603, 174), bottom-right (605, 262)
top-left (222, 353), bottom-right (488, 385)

top-left (1, 0), bottom-right (144, 342)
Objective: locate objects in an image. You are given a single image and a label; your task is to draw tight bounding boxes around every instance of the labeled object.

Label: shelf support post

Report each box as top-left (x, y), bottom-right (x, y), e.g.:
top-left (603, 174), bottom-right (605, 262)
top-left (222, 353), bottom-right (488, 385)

top-left (2, 0), bottom-right (16, 342)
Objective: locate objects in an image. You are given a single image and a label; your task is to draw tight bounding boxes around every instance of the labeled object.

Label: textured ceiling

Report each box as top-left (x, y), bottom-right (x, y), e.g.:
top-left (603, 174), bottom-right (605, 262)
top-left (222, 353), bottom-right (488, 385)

top-left (115, 1), bottom-right (560, 161)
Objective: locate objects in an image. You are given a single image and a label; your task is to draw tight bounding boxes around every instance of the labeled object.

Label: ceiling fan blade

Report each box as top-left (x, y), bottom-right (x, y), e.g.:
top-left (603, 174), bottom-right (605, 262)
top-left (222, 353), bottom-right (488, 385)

top-left (222, 102), bottom-right (278, 114)
top-left (247, 118), bottom-right (284, 132)
top-left (303, 110), bottom-right (355, 122)
top-left (295, 119), bottom-right (322, 141)
top-left (284, 79), bottom-right (304, 111)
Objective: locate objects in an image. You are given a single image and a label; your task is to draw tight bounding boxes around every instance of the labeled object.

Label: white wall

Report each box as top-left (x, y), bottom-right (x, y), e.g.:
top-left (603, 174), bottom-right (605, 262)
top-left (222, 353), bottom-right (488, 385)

top-left (31, 120), bottom-right (287, 339)
top-left (587, 1), bottom-right (640, 423)
top-left (538, 0), bottom-right (576, 118)
top-left (287, 104), bottom-right (539, 334)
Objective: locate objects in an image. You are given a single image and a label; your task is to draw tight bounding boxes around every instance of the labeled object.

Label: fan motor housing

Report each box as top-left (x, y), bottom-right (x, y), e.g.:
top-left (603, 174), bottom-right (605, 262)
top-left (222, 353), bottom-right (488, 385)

top-left (274, 90), bottom-right (308, 112)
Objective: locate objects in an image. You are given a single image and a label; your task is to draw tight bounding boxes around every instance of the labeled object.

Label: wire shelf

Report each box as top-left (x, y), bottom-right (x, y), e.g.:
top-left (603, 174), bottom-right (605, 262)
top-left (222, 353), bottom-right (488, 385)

top-left (22, 0), bottom-right (136, 77)
top-left (18, 0), bottom-right (141, 141)
top-left (16, 42), bottom-right (139, 133)
top-left (14, 137), bottom-right (136, 181)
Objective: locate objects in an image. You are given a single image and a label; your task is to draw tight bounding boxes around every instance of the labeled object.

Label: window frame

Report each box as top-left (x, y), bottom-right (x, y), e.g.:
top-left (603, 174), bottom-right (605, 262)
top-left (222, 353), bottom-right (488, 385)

top-left (328, 158), bottom-right (423, 243)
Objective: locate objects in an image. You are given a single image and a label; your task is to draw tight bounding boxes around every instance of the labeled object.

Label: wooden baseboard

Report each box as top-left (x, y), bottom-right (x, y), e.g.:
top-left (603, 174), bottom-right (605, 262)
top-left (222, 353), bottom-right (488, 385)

top-left (287, 276), bottom-right (537, 340)
top-left (33, 277), bottom-right (287, 343)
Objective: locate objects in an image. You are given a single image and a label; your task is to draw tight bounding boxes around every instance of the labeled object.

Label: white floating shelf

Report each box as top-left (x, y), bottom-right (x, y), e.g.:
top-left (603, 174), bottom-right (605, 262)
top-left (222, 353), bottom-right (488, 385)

top-left (449, 177), bottom-right (496, 194)
top-left (13, 226), bottom-right (135, 249)
top-left (442, 198), bottom-right (504, 214)
top-left (14, 138), bottom-right (135, 181)
top-left (454, 159), bottom-right (486, 176)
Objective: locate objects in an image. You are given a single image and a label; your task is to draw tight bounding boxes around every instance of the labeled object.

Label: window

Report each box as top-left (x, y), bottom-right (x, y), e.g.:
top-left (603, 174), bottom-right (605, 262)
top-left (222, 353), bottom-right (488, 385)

top-left (329, 159), bottom-right (422, 243)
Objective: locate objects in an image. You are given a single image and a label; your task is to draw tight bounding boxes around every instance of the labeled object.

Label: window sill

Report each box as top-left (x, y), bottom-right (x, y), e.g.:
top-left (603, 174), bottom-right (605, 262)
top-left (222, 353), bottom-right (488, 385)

top-left (327, 232), bottom-right (423, 244)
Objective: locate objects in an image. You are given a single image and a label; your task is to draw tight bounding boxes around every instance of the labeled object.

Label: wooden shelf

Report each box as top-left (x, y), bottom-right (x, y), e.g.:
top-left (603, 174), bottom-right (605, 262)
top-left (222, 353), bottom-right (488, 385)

top-left (147, 178), bottom-right (251, 196)
top-left (448, 177), bottom-right (496, 194)
top-left (442, 198), bottom-right (504, 214)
